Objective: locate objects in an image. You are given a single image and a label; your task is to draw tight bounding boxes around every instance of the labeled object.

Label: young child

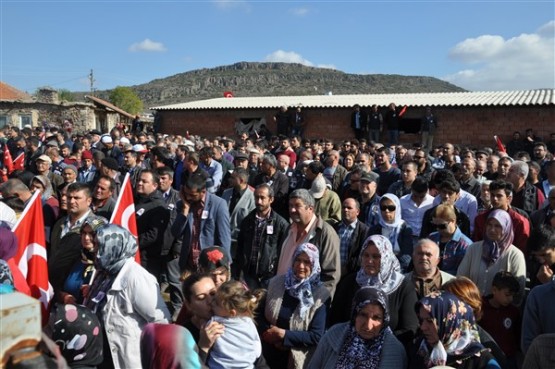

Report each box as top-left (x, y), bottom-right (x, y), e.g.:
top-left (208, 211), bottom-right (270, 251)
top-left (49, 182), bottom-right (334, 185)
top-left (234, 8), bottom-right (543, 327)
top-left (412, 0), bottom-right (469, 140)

top-left (208, 280), bottom-right (262, 369)
top-left (479, 271), bottom-right (521, 368)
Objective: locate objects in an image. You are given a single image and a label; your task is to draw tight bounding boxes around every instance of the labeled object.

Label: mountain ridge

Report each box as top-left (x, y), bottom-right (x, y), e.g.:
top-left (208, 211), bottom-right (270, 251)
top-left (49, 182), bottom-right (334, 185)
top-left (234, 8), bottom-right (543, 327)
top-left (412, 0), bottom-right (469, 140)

top-left (79, 62), bottom-right (466, 108)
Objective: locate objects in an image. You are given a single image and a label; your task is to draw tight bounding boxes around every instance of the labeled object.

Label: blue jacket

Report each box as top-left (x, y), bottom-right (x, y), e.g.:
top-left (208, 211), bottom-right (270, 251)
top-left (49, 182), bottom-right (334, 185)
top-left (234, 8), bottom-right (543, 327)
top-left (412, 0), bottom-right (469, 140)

top-left (172, 193), bottom-right (231, 271)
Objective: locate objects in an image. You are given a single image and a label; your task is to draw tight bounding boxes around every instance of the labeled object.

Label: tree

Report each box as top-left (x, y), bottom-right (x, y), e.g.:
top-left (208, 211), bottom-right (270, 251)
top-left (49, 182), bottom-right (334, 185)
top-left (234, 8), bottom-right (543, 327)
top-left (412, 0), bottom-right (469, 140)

top-left (58, 89), bottom-right (74, 102)
top-left (109, 86), bottom-right (143, 115)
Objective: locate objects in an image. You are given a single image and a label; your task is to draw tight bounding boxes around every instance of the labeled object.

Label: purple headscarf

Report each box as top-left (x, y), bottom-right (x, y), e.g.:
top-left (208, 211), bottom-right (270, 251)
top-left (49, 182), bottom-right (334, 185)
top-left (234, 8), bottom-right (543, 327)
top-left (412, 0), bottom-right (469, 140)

top-left (482, 209), bottom-right (514, 265)
top-left (0, 227), bottom-right (18, 260)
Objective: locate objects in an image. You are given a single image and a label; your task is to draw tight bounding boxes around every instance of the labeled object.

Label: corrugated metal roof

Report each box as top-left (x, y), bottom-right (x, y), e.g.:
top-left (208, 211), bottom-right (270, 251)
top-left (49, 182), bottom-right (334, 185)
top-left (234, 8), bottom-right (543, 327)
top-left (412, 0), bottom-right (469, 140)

top-left (150, 89), bottom-right (555, 110)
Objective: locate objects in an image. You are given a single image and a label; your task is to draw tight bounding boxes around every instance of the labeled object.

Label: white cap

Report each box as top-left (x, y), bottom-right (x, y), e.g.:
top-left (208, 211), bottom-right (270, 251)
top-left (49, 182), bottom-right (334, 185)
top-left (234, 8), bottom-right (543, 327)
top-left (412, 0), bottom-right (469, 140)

top-left (100, 135), bottom-right (113, 144)
top-left (309, 175), bottom-right (326, 199)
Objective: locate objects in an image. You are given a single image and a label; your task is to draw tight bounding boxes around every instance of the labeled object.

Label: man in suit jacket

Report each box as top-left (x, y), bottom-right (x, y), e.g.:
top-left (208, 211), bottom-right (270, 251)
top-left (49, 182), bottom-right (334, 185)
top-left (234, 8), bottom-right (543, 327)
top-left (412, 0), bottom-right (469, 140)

top-left (334, 197), bottom-right (369, 277)
top-left (171, 172), bottom-right (231, 274)
top-left (221, 167), bottom-right (255, 257)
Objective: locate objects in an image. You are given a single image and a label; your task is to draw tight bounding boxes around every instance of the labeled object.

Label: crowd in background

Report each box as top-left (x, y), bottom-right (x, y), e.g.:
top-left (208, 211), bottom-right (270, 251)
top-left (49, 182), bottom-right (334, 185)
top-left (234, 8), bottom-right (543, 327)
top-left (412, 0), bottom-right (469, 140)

top-left (1, 112), bottom-right (555, 369)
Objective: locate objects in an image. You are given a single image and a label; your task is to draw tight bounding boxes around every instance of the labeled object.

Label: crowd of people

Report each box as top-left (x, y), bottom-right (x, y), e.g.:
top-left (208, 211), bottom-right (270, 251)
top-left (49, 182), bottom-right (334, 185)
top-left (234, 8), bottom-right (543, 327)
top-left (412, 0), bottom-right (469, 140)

top-left (1, 120), bottom-right (555, 369)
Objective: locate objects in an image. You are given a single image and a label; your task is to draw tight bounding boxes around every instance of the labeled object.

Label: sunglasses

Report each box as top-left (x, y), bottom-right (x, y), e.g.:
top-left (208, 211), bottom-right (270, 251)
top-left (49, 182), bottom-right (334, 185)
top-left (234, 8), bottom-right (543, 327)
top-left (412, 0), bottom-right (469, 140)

top-left (380, 205), bottom-right (396, 212)
top-left (433, 222), bottom-right (449, 230)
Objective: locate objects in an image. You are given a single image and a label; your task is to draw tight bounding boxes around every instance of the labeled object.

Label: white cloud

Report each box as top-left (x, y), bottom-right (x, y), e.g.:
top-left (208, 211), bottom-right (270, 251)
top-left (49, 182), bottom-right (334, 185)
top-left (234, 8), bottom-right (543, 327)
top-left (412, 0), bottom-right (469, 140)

top-left (290, 7), bottom-right (309, 16)
top-left (128, 39), bottom-right (167, 52)
top-left (264, 50), bottom-right (336, 69)
top-left (443, 20), bottom-right (555, 91)
top-left (212, 0), bottom-right (249, 10)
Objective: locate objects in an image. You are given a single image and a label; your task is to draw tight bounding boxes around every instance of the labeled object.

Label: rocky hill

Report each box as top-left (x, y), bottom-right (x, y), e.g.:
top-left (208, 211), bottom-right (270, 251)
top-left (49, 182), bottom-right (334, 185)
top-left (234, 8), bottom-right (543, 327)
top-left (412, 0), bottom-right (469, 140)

top-left (86, 62), bottom-right (465, 107)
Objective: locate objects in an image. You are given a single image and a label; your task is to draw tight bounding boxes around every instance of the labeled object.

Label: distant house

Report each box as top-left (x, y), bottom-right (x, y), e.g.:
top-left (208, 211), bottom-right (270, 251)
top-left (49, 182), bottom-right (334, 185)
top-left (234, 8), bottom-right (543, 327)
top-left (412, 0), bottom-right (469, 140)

top-left (0, 82), bottom-right (134, 133)
top-left (151, 89), bottom-right (555, 148)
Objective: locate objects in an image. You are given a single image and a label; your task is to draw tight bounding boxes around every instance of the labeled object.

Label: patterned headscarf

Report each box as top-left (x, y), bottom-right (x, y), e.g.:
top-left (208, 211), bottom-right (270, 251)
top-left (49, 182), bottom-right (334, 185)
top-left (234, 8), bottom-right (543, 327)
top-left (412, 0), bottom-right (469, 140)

top-left (481, 209), bottom-right (514, 266)
top-left (377, 194), bottom-right (405, 254)
top-left (415, 291), bottom-right (483, 368)
top-left (49, 303), bottom-right (104, 367)
top-left (0, 259), bottom-right (14, 294)
top-left (94, 224), bottom-right (138, 275)
top-left (355, 235), bottom-right (404, 294)
top-left (335, 287), bottom-right (392, 369)
top-left (284, 243), bottom-right (322, 319)
top-left (0, 226), bottom-right (18, 260)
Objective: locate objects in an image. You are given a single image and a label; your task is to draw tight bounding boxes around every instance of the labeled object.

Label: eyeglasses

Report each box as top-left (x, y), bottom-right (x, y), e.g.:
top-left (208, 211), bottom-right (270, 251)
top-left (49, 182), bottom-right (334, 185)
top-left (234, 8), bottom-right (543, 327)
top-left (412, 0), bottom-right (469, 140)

top-left (380, 205), bottom-right (396, 212)
top-left (432, 222), bottom-right (449, 230)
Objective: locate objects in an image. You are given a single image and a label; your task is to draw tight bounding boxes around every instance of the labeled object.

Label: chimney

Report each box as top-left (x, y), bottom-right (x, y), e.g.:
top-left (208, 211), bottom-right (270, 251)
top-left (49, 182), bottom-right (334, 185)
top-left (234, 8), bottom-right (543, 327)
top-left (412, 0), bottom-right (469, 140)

top-left (36, 87), bottom-right (59, 104)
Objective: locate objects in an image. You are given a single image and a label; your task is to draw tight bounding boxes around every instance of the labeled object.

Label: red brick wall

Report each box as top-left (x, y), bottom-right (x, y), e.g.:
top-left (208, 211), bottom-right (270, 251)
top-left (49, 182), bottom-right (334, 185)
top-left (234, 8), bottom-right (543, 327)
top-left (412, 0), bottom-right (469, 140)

top-left (158, 105), bottom-right (554, 148)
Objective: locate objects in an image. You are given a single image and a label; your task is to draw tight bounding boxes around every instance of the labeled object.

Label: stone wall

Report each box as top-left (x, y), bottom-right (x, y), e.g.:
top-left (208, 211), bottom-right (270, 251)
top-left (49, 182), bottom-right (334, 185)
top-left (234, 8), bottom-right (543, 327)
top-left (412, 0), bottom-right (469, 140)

top-left (156, 105), bottom-right (555, 149)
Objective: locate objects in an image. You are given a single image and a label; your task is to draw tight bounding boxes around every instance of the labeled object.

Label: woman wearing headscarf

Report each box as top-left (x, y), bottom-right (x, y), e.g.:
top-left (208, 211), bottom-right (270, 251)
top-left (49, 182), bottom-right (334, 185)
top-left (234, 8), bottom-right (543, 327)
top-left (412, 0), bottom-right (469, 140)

top-left (30, 175), bottom-right (60, 234)
top-left (330, 235), bottom-right (418, 346)
top-left (59, 216), bottom-right (108, 304)
top-left (84, 224), bottom-right (170, 369)
top-left (410, 291), bottom-right (501, 369)
top-left (0, 226), bottom-right (31, 295)
top-left (307, 286), bottom-right (407, 369)
top-left (367, 193), bottom-right (413, 272)
top-left (140, 323), bottom-right (204, 369)
top-left (260, 243), bottom-right (330, 369)
top-left (456, 209), bottom-right (526, 304)
top-left (48, 303), bottom-right (104, 369)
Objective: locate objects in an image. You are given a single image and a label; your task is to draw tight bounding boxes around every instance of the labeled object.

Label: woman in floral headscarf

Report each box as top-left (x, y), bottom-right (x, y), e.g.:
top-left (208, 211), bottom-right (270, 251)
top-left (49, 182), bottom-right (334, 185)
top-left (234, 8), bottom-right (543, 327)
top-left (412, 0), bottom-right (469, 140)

top-left (84, 224), bottom-right (170, 369)
top-left (457, 209), bottom-right (526, 304)
top-left (330, 235), bottom-right (418, 346)
top-left (308, 287), bottom-right (407, 369)
top-left (410, 291), bottom-right (500, 369)
top-left (260, 242), bottom-right (330, 369)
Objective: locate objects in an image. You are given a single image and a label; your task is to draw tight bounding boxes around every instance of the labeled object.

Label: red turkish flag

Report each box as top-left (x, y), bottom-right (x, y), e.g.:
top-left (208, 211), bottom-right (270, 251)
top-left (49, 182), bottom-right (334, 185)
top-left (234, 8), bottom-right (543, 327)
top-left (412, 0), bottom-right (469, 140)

top-left (13, 191), bottom-right (54, 320)
top-left (399, 105), bottom-right (408, 117)
top-left (110, 173), bottom-right (141, 263)
top-left (3, 146), bottom-right (14, 174)
top-left (13, 152), bottom-right (24, 171)
top-left (494, 135), bottom-right (507, 153)
top-left (223, 91), bottom-right (234, 98)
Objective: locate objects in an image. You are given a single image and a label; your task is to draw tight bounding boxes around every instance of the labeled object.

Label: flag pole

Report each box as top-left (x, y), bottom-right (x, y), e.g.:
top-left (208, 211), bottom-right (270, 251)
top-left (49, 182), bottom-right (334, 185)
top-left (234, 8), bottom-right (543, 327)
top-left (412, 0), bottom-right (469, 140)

top-left (13, 190), bottom-right (41, 231)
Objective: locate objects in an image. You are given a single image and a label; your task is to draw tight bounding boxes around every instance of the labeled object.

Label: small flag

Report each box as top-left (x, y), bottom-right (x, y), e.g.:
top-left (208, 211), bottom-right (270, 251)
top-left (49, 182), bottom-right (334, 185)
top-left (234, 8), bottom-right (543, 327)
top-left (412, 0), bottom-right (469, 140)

top-left (494, 135), bottom-right (506, 153)
top-left (223, 91), bottom-right (234, 98)
top-left (13, 152), bottom-right (25, 171)
top-left (3, 146), bottom-right (14, 174)
top-left (399, 105), bottom-right (408, 117)
top-left (110, 173), bottom-right (141, 264)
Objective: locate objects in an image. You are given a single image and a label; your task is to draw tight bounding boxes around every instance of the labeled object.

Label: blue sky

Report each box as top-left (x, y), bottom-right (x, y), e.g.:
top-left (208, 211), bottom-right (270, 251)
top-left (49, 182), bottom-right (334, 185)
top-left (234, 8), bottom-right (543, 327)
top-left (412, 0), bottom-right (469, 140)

top-left (1, 1), bottom-right (554, 94)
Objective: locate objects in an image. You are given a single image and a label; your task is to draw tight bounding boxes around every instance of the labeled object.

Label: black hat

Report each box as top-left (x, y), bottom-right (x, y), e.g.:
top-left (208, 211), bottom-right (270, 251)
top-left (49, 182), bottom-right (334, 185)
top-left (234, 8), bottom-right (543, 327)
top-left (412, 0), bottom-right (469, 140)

top-left (89, 129), bottom-right (102, 136)
top-left (233, 152), bottom-right (248, 161)
top-left (199, 246), bottom-right (230, 272)
top-left (101, 157), bottom-right (119, 171)
top-left (360, 171), bottom-right (379, 183)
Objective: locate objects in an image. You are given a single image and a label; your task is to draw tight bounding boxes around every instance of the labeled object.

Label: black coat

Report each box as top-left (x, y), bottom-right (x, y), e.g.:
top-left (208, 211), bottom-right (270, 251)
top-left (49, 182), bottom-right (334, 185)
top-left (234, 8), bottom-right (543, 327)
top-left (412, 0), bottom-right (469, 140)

top-left (135, 190), bottom-right (169, 261)
top-left (233, 209), bottom-right (289, 289)
top-left (333, 220), bottom-right (369, 276)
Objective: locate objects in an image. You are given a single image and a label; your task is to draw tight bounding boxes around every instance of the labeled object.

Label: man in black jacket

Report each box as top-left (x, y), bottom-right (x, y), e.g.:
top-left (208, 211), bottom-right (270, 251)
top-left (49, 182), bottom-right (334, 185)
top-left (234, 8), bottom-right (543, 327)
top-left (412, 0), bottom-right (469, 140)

top-left (233, 184), bottom-right (289, 289)
top-left (334, 198), bottom-right (369, 277)
top-left (135, 169), bottom-right (169, 280)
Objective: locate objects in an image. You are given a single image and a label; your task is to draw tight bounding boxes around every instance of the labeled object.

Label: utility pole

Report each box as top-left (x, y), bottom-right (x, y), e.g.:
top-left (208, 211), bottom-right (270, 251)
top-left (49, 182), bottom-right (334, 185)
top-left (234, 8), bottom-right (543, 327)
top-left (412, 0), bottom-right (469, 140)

top-left (88, 69), bottom-right (95, 96)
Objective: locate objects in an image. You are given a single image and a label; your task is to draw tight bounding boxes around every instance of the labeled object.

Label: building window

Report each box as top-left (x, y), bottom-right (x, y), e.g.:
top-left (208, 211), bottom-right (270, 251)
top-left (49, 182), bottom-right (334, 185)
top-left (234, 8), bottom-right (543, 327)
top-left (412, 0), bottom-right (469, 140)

top-left (19, 115), bottom-right (32, 128)
top-left (0, 116), bottom-right (7, 129)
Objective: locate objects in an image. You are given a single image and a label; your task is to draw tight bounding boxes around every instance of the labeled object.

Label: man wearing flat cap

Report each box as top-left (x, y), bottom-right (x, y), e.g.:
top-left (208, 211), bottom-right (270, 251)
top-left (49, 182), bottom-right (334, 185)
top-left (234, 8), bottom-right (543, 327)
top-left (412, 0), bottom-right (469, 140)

top-left (100, 157), bottom-right (122, 199)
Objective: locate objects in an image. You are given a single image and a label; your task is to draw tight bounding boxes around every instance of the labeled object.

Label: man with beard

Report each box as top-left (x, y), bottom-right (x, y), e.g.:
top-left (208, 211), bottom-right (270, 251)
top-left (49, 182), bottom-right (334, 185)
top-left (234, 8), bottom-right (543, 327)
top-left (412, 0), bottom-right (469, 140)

top-left (405, 239), bottom-right (454, 299)
top-left (233, 184), bottom-right (289, 289)
top-left (373, 146), bottom-right (401, 195)
top-left (172, 172), bottom-right (231, 276)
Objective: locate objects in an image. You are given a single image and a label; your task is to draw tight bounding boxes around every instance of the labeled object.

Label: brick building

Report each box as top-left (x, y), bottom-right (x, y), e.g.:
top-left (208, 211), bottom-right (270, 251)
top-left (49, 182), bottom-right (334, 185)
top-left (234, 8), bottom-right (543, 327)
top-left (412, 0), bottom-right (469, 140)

top-left (151, 89), bottom-right (554, 148)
